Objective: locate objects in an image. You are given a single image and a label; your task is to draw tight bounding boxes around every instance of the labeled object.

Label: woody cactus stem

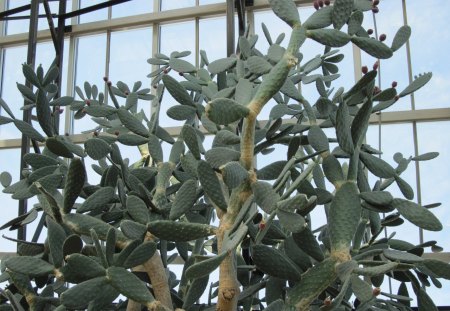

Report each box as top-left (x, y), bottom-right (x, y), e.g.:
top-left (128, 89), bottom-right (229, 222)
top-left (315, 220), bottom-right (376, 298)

top-left (216, 15), bottom-right (305, 311)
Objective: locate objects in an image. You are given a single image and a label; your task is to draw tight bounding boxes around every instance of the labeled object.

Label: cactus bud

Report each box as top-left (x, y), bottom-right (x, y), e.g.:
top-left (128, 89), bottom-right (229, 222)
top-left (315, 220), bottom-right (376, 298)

top-left (373, 61), bottom-right (379, 71)
top-left (367, 28), bottom-right (374, 35)
top-left (392, 81), bottom-right (398, 88)
top-left (372, 6), bottom-right (379, 13)
top-left (324, 0), bottom-right (330, 5)
top-left (179, 72), bottom-right (184, 76)
top-left (103, 76), bottom-right (108, 82)
top-left (115, 131), bottom-right (120, 136)
top-left (59, 108), bottom-right (64, 114)
top-left (259, 221), bottom-right (266, 231)
top-left (125, 91), bottom-right (129, 96)
top-left (362, 66), bottom-right (369, 74)
top-left (379, 34), bottom-right (387, 42)
top-left (318, 0), bottom-right (324, 7)
top-left (373, 287), bottom-right (381, 296)
top-left (85, 99), bottom-right (91, 106)
top-left (107, 80), bottom-right (112, 87)
top-left (93, 131), bottom-right (98, 137)
top-left (163, 69), bottom-right (168, 74)
top-left (373, 0), bottom-right (380, 5)
top-left (253, 213), bottom-right (263, 224)
top-left (313, 0), bottom-right (319, 10)
top-left (324, 297), bottom-right (332, 306)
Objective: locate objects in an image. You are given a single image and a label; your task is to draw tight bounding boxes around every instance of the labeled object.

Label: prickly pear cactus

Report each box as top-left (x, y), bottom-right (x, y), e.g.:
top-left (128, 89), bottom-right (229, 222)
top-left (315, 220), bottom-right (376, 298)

top-left (0, 0), bottom-right (447, 310)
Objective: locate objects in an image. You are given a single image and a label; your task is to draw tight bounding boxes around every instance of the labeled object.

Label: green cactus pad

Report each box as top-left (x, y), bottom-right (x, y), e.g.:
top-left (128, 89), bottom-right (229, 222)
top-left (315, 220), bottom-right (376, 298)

top-left (206, 98), bottom-right (250, 125)
top-left (61, 276), bottom-right (109, 309)
top-left (46, 136), bottom-right (74, 158)
top-left (77, 186), bottom-right (115, 213)
top-left (117, 133), bottom-right (149, 146)
top-left (351, 100), bottom-right (373, 147)
top-left (47, 217), bottom-right (66, 268)
top-left (247, 56), bottom-right (273, 75)
top-left (63, 158), bottom-right (86, 214)
top-left (351, 36), bottom-right (393, 59)
top-left (14, 119), bottom-right (46, 142)
top-left (286, 258), bottom-right (337, 308)
top-left (197, 160), bottom-right (228, 210)
top-left (391, 25), bottom-right (411, 52)
top-left (303, 6), bottom-right (332, 30)
top-left (5, 256), bottom-right (55, 277)
top-left (329, 181), bottom-right (361, 251)
top-left (162, 74), bottom-right (195, 107)
top-left (307, 29), bottom-right (350, 47)
top-left (123, 241), bottom-right (157, 269)
top-left (336, 101), bottom-right (355, 154)
top-left (399, 72), bottom-right (432, 98)
top-left (360, 191), bottom-right (393, 206)
top-left (60, 253), bottom-right (106, 283)
top-left (182, 124), bottom-right (201, 160)
top-left (166, 104), bottom-right (197, 121)
top-left (268, 0), bottom-right (300, 27)
top-left (347, 10), bottom-right (364, 36)
top-left (354, 262), bottom-right (398, 276)
top-left (205, 147), bottom-right (240, 168)
top-left (322, 154), bottom-right (344, 184)
top-left (169, 57), bottom-right (196, 73)
top-left (185, 252), bottom-right (227, 279)
top-left (127, 195), bottom-right (149, 225)
top-left (292, 227), bottom-right (324, 262)
top-left (351, 275), bottom-right (373, 303)
top-left (208, 57), bottom-right (237, 74)
top-left (359, 151), bottom-right (396, 179)
top-left (147, 220), bottom-right (216, 241)
top-left (391, 198), bottom-right (442, 231)
top-left (117, 108), bottom-right (149, 138)
top-left (421, 259), bottom-right (450, 280)
top-left (252, 244), bottom-right (302, 281)
top-left (169, 179), bottom-right (197, 220)
top-left (107, 266), bottom-right (155, 305)
top-left (252, 181), bottom-right (280, 213)
top-left (222, 161), bottom-right (248, 189)
top-left (85, 138), bottom-right (112, 160)
top-left (332, 0), bottom-right (354, 30)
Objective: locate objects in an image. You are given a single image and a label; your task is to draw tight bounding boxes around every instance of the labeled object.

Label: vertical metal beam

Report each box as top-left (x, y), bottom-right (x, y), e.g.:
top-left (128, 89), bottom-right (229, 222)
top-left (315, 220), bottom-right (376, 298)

top-left (226, 0), bottom-right (235, 57)
top-left (18, 0), bottom-right (39, 243)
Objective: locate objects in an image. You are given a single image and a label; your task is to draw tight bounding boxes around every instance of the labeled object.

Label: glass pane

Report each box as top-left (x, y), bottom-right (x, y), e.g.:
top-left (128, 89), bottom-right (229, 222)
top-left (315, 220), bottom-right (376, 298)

top-left (199, 0), bottom-right (224, 4)
top-left (199, 17), bottom-right (227, 62)
top-left (112, 0), bottom-right (153, 18)
top-left (79, 0), bottom-right (108, 24)
top-left (0, 149), bottom-right (21, 252)
top-left (161, 0), bottom-right (195, 11)
top-left (73, 33), bottom-right (107, 134)
top-left (158, 21), bottom-right (195, 128)
top-left (5, 0), bottom-right (30, 35)
top-left (366, 123), bottom-right (419, 246)
top-left (109, 27), bottom-right (153, 114)
top-left (417, 121), bottom-right (450, 251)
top-left (361, 0), bottom-right (410, 112)
top-left (407, 1), bottom-right (450, 109)
top-left (0, 45), bottom-right (27, 139)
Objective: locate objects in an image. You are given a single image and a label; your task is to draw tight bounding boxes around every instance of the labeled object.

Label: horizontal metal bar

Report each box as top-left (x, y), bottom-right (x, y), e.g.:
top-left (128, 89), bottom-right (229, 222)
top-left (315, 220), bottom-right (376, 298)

top-left (0, 108), bottom-right (449, 150)
top-left (60, 0), bottom-right (131, 19)
top-left (0, 0), bottom-right (311, 48)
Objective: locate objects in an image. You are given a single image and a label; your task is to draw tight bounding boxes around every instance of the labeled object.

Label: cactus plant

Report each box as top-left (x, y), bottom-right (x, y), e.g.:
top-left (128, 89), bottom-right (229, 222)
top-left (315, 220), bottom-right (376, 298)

top-left (0, 0), bottom-right (447, 310)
